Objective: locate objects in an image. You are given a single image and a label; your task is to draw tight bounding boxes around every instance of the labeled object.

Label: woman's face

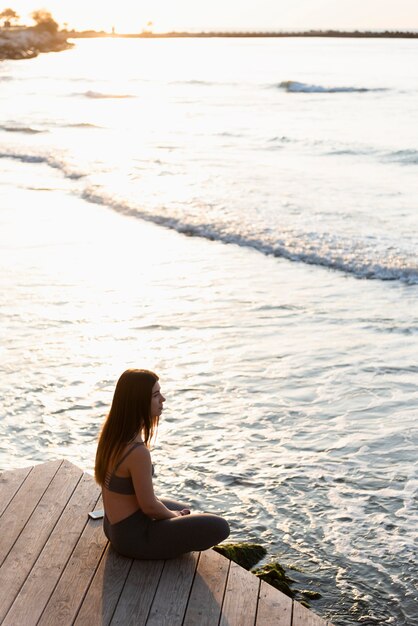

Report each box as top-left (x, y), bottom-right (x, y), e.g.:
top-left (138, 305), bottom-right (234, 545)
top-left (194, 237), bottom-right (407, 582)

top-left (150, 381), bottom-right (165, 418)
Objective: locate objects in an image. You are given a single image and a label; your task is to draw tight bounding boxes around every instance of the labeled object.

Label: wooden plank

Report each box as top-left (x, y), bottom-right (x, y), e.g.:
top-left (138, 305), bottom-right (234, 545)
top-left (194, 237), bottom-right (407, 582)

top-left (219, 560), bottom-right (260, 626)
top-left (183, 549), bottom-right (230, 626)
top-left (255, 580), bottom-right (292, 626)
top-left (292, 600), bottom-right (329, 626)
top-left (3, 472), bottom-right (100, 626)
top-left (74, 545), bottom-right (132, 626)
top-left (0, 460), bottom-right (61, 566)
top-left (0, 462), bottom-right (334, 626)
top-left (38, 496), bottom-right (108, 626)
top-left (110, 558), bottom-right (164, 625)
top-left (146, 552), bottom-right (199, 626)
top-left (0, 465), bottom-right (32, 517)
top-left (0, 460), bottom-right (82, 622)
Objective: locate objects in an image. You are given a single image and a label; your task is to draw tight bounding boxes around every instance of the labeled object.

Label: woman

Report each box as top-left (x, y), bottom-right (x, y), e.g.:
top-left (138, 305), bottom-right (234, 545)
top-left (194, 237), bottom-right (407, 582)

top-left (95, 368), bottom-right (229, 559)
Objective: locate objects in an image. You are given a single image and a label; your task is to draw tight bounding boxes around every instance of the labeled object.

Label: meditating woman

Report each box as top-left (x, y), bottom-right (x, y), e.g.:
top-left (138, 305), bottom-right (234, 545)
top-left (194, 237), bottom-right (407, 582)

top-left (95, 368), bottom-right (230, 559)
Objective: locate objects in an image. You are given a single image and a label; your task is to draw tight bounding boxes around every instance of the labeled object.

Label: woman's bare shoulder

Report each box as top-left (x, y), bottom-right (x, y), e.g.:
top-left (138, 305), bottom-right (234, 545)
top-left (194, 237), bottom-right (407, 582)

top-left (115, 441), bottom-right (150, 471)
top-left (128, 442), bottom-right (151, 463)
top-left (127, 443), bottom-right (153, 480)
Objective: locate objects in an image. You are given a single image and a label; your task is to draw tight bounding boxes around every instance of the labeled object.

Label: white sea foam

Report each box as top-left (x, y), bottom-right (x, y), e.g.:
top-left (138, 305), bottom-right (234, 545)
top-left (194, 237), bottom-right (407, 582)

top-left (0, 149), bottom-right (85, 180)
top-left (2, 144), bottom-right (417, 284)
top-left (75, 187), bottom-right (418, 285)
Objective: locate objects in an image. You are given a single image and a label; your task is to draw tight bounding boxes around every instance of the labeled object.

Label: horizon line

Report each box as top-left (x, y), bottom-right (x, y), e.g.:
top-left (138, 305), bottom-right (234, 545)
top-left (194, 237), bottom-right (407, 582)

top-left (65, 27), bottom-right (418, 38)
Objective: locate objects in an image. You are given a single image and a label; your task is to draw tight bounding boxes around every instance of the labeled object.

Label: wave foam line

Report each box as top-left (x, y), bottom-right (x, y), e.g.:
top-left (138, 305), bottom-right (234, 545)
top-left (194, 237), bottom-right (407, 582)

top-left (0, 149), bottom-right (85, 180)
top-left (64, 122), bottom-right (101, 129)
top-left (1, 151), bottom-right (416, 285)
top-left (386, 149), bottom-right (418, 165)
top-left (82, 188), bottom-right (418, 285)
top-left (0, 124), bottom-right (44, 134)
top-left (328, 146), bottom-right (418, 165)
top-left (79, 90), bottom-right (135, 99)
top-left (171, 79), bottom-right (214, 86)
top-left (278, 80), bottom-right (386, 93)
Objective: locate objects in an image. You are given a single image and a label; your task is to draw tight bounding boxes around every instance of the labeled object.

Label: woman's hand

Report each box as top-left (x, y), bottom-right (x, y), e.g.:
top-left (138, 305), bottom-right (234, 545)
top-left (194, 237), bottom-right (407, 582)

top-left (176, 508), bottom-right (191, 517)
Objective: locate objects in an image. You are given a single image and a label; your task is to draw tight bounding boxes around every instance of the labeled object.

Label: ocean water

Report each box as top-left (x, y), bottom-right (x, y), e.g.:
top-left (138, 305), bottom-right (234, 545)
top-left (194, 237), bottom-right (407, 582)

top-left (0, 37), bottom-right (417, 625)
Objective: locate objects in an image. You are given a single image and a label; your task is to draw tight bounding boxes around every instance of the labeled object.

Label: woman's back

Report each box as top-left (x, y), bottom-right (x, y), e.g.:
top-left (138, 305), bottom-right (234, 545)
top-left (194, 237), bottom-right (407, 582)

top-left (102, 441), bottom-right (146, 524)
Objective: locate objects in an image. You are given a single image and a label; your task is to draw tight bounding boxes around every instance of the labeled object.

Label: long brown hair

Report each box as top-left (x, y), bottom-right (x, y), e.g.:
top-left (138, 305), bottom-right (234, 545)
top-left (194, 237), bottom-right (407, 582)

top-left (95, 369), bottom-right (159, 486)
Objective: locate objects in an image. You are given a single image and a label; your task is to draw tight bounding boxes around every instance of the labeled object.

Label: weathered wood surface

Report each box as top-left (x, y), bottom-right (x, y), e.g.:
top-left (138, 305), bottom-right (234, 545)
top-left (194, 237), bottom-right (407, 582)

top-left (220, 559), bottom-right (260, 626)
top-left (183, 548), bottom-right (229, 626)
top-left (0, 461), bottom-right (334, 625)
top-left (256, 579), bottom-right (293, 626)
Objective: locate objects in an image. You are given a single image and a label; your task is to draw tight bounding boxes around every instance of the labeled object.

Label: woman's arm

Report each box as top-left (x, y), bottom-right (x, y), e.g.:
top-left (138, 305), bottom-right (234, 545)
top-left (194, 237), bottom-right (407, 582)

top-left (129, 446), bottom-right (180, 520)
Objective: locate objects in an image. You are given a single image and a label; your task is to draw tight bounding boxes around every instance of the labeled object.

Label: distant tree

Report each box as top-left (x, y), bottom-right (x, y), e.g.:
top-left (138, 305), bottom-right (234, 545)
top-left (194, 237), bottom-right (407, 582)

top-left (0, 7), bottom-right (20, 27)
top-left (31, 9), bottom-right (59, 33)
top-left (142, 20), bottom-right (153, 35)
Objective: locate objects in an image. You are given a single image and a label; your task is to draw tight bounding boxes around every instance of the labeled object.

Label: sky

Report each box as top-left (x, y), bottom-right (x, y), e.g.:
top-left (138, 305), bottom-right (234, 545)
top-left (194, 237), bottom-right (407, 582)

top-left (8, 0), bottom-right (418, 33)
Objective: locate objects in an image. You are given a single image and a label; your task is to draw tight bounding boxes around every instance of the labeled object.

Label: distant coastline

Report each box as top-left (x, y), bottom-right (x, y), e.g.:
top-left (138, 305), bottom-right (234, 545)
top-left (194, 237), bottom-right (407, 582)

top-left (68, 29), bottom-right (418, 40)
top-left (1, 25), bottom-right (417, 62)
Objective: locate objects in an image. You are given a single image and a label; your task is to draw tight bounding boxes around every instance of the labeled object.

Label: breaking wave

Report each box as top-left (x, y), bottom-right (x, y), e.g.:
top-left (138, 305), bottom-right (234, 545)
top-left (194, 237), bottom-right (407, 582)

top-left (64, 122), bottom-right (102, 129)
top-left (2, 149), bottom-right (417, 285)
top-left (0, 124), bottom-right (44, 134)
top-left (171, 79), bottom-right (215, 86)
top-left (385, 149), bottom-right (418, 165)
top-left (79, 90), bottom-right (135, 99)
top-left (82, 188), bottom-right (418, 285)
top-left (0, 149), bottom-right (85, 180)
top-left (278, 80), bottom-right (386, 93)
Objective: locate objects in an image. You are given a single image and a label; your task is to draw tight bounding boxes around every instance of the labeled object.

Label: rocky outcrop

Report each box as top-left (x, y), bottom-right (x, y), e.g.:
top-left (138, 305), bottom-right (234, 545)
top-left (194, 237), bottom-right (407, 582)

top-left (0, 27), bottom-right (72, 60)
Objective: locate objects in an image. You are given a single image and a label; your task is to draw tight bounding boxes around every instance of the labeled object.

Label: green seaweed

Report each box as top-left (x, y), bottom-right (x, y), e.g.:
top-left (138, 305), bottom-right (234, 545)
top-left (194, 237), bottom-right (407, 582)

top-left (213, 543), bottom-right (322, 605)
top-left (286, 563), bottom-right (304, 573)
top-left (301, 589), bottom-right (322, 600)
top-left (213, 542), bottom-right (267, 570)
top-left (252, 561), bottom-right (296, 598)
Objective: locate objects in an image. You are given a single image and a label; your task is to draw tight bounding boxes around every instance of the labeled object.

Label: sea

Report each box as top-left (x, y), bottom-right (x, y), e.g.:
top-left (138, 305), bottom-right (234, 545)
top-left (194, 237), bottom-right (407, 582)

top-left (0, 37), bottom-right (417, 625)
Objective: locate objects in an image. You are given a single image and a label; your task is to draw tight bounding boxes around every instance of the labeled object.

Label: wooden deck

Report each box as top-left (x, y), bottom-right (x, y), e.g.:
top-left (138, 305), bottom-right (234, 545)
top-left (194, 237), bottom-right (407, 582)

top-left (0, 460), bottom-right (333, 625)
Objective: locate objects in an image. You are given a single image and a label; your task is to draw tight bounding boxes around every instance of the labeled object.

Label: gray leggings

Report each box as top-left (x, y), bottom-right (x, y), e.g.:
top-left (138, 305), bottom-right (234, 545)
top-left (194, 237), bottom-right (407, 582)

top-left (103, 498), bottom-right (230, 560)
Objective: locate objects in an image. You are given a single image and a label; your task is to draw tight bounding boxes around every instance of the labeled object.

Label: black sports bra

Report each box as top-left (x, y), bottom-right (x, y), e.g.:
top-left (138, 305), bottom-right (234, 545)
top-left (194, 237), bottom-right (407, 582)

top-left (104, 442), bottom-right (152, 495)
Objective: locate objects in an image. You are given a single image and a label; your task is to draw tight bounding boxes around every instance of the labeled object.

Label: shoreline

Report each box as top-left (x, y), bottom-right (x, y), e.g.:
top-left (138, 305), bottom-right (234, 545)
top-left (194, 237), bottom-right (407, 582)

top-left (1, 26), bottom-right (416, 61)
top-left (69, 28), bottom-right (418, 40)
